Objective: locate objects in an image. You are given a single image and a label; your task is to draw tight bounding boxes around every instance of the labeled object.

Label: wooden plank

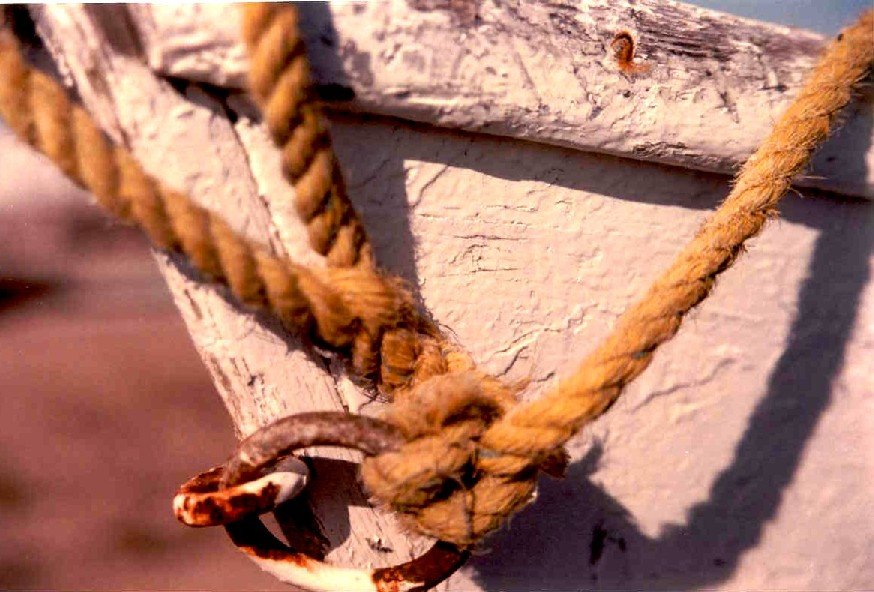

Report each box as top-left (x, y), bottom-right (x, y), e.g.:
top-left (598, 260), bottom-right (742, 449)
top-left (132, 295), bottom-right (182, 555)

top-left (29, 3), bottom-right (437, 583)
top-left (23, 3), bottom-right (874, 591)
top-left (132, 0), bottom-right (873, 198)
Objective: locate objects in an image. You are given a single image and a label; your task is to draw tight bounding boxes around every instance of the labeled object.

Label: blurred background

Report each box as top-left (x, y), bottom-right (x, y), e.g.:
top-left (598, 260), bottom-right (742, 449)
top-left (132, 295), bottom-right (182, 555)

top-left (0, 2), bottom-right (869, 590)
top-left (0, 125), bottom-right (288, 589)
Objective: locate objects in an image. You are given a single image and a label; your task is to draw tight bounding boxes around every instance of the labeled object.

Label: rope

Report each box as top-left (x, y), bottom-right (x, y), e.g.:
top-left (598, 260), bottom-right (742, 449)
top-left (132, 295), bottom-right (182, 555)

top-left (357, 9), bottom-right (874, 544)
top-left (240, 4), bottom-right (373, 270)
top-left (0, 16), bottom-right (434, 387)
top-left (2, 4), bottom-right (871, 549)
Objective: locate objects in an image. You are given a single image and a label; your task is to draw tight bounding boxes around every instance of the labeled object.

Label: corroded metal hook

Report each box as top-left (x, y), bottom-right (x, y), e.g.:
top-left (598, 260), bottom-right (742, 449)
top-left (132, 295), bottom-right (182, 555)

top-left (175, 411), bottom-right (468, 592)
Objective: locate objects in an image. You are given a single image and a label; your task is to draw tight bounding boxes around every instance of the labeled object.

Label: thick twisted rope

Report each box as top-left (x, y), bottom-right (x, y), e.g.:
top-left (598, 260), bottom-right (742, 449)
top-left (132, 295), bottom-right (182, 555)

top-left (357, 10), bottom-right (874, 544)
top-left (2, 5), bottom-right (871, 549)
top-left (238, 3), bottom-right (460, 389)
top-left (0, 15), bottom-right (441, 389)
top-left (239, 4), bottom-right (373, 270)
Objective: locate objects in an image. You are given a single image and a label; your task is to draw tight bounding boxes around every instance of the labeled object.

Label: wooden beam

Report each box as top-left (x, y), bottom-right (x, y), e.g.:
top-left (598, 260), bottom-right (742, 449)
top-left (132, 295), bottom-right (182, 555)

top-left (132, 0), bottom-right (873, 198)
top-left (30, 2), bottom-right (437, 580)
top-left (23, 3), bottom-right (874, 591)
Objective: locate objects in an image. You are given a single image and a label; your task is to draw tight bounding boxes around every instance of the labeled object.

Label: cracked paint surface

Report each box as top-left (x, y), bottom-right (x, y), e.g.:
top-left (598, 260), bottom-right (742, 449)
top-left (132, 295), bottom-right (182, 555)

top-left (331, 115), bottom-right (873, 590)
top-left (31, 4), bottom-right (874, 590)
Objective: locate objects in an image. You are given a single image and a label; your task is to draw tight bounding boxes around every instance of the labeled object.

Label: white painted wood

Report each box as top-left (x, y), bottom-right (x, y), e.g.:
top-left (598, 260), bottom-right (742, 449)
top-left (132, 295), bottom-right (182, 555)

top-left (26, 3), bottom-right (873, 591)
top-left (131, 0), bottom-right (873, 198)
top-left (30, 3), bottom-right (437, 585)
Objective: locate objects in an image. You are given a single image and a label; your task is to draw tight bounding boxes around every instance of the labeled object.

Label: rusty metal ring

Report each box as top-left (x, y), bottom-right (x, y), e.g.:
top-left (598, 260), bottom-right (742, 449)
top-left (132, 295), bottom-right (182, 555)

top-left (179, 411), bottom-right (468, 592)
top-left (174, 456), bottom-right (309, 527)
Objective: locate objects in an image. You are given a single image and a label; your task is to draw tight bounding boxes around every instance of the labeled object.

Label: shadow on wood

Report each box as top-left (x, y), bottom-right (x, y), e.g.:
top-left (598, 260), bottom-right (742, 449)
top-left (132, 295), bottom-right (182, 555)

top-left (466, 113), bottom-right (873, 590)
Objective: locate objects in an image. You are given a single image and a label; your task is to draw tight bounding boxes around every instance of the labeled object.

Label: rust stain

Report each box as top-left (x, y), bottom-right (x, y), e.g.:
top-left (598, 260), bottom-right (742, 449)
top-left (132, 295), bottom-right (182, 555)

top-left (242, 544), bottom-right (315, 569)
top-left (183, 411), bottom-right (468, 589)
top-left (611, 31), bottom-right (652, 76)
top-left (175, 466), bottom-right (281, 526)
top-left (372, 541), bottom-right (469, 591)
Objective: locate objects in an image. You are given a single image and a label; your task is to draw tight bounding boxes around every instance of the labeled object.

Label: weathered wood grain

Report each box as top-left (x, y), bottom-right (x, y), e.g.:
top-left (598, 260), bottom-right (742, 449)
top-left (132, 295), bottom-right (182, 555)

top-left (25, 2), bottom-right (874, 591)
top-left (30, 3), bottom-right (437, 583)
top-left (131, 0), bottom-right (873, 198)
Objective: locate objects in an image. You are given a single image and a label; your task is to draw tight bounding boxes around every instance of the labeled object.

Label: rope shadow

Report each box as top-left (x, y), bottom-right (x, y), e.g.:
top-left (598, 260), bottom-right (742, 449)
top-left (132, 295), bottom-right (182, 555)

top-left (299, 6), bottom-right (872, 586)
top-left (11, 3), bottom-right (870, 586)
top-left (317, 107), bottom-right (873, 589)
top-left (466, 134), bottom-right (873, 590)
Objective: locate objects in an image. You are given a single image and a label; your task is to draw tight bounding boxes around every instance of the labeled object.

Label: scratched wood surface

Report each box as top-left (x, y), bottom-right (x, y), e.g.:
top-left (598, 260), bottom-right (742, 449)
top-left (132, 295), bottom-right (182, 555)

top-left (29, 4), bottom-right (439, 587)
top-left (27, 2), bottom-right (874, 591)
top-left (130, 0), bottom-right (874, 198)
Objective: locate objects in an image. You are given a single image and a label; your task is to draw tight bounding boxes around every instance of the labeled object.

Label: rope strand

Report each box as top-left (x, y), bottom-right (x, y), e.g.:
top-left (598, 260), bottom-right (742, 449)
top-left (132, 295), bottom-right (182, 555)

top-left (240, 3), bottom-right (373, 270)
top-left (0, 22), bottom-right (428, 387)
top-left (483, 9), bottom-right (874, 458)
top-left (1, 5), bottom-right (871, 548)
top-left (0, 18), bottom-right (444, 390)
top-left (359, 9), bottom-right (874, 544)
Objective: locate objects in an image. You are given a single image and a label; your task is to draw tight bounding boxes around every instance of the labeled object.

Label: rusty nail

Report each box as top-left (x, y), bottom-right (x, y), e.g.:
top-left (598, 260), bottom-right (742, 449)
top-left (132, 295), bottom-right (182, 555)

top-left (611, 30), bottom-right (651, 75)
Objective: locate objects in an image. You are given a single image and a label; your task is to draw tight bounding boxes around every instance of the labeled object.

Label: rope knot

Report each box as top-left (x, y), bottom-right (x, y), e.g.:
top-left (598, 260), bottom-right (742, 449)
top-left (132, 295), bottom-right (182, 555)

top-left (361, 370), bottom-right (567, 546)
